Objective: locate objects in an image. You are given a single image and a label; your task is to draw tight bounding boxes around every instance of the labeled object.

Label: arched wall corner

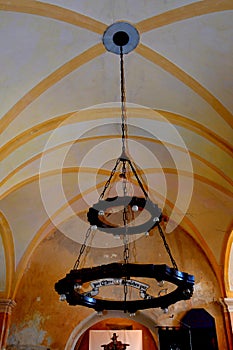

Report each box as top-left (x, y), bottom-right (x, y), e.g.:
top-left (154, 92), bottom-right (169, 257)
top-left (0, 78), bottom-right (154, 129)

top-left (224, 228), bottom-right (233, 297)
top-left (64, 310), bottom-right (158, 350)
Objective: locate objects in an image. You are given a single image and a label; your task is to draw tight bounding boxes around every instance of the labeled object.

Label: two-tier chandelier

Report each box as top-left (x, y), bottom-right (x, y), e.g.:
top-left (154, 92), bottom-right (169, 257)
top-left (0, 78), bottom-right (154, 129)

top-left (55, 22), bottom-right (194, 314)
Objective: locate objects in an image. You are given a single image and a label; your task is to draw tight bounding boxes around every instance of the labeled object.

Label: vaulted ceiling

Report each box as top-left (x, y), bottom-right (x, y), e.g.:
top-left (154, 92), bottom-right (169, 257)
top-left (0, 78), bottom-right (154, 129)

top-left (0, 0), bottom-right (233, 300)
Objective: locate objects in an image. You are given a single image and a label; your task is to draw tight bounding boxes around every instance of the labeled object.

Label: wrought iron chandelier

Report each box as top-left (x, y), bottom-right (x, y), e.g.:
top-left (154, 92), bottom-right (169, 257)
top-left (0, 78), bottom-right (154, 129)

top-left (55, 22), bottom-right (194, 314)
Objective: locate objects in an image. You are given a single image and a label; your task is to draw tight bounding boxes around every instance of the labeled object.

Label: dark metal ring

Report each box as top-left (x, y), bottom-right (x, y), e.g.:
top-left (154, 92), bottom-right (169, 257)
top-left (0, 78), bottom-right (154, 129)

top-left (87, 196), bottom-right (162, 235)
top-left (55, 263), bottom-right (195, 313)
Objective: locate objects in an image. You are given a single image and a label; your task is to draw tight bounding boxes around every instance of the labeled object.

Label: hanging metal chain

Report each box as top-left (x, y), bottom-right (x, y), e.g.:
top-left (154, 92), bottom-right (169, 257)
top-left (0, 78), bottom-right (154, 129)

top-left (73, 226), bottom-right (92, 269)
top-left (132, 240), bottom-right (137, 263)
top-left (122, 160), bottom-right (129, 264)
top-left (157, 223), bottom-right (178, 270)
top-left (98, 46), bottom-right (128, 203)
top-left (121, 159), bottom-right (130, 311)
top-left (120, 46), bottom-right (127, 155)
top-left (128, 159), bottom-right (148, 198)
top-left (123, 235), bottom-right (129, 311)
top-left (99, 158), bottom-right (121, 200)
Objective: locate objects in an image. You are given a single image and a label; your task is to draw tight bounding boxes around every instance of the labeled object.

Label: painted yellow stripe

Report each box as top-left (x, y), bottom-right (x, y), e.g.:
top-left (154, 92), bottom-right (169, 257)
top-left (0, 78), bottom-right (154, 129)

top-left (224, 225), bottom-right (233, 296)
top-left (0, 43), bottom-right (105, 133)
top-left (1, 108), bottom-right (232, 162)
top-left (1, 168), bottom-right (110, 200)
top-left (0, 0), bottom-right (107, 34)
top-left (1, 166), bottom-right (232, 203)
top-left (0, 0), bottom-right (106, 132)
top-left (135, 44), bottom-right (233, 128)
top-left (1, 133), bottom-right (232, 196)
top-left (0, 212), bottom-right (15, 298)
top-left (136, 0), bottom-right (233, 33)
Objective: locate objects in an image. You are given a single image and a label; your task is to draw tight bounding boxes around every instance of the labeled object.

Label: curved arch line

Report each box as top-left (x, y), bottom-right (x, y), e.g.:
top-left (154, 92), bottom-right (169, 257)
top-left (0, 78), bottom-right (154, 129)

top-left (1, 133), bottom-right (232, 197)
top-left (136, 0), bottom-right (233, 33)
top-left (224, 224), bottom-right (233, 297)
top-left (1, 108), bottom-right (232, 162)
top-left (0, 43), bottom-right (106, 133)
top-left (135, 44), bottom-right (233, 128)
top-left (0, 0), bottom-right (107, 34)
top-left (1, 165), bottom-right (233, 203)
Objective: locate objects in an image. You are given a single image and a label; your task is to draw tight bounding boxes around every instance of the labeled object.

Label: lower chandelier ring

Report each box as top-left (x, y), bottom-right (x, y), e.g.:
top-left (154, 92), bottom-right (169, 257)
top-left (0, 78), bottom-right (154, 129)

top-left (55, 263), bottom-right (194, 313)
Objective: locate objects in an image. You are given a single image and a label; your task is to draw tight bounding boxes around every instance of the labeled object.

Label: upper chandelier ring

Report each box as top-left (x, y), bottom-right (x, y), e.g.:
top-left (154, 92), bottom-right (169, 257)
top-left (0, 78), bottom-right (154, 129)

top-left (87, 196), bottom-right (162, 235)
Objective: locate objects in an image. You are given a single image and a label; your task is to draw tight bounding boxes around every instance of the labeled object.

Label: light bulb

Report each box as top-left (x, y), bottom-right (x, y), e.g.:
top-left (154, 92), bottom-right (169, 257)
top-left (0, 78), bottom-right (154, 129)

top-left (153, 217), bottom-right (159, 222)
top-left (59, 294), bottom-right (66, 301)
top-left (74, 283), bottom-right (81, 291)
top-left (158, 280), bottom-right (164, 287)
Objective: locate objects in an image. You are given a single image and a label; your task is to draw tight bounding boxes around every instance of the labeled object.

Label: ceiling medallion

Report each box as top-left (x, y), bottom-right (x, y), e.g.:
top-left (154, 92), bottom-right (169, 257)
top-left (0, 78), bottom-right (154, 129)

top-left (102, 22), bottom-right (140, 54)
top-left (55, 22), bottom-right (195, 314)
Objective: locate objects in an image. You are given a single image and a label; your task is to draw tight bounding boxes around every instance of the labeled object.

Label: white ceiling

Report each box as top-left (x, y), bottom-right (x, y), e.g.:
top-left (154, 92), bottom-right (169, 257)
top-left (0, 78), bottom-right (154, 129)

top-left (0, 0), bottom-right (233, 297)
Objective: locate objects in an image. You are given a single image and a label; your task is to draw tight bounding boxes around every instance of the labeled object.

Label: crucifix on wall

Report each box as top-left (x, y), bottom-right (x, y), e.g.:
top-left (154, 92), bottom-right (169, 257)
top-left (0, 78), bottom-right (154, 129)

top-left (101, 333), bottom-right (130, 350)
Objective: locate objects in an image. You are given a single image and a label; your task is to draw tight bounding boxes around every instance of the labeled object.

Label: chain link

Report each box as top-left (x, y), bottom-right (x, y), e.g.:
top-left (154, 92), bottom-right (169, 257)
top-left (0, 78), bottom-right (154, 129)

top-left (73, 227), bottom-right (92, 269)
top-left (132, 240), bottom-right (137, 263)
top-left (158, 223), bottom-right (178, 270)
top-left (120, 46), bottom-right (127, 155)
top-left (121, 158), bottom-right (130, 310)
top-left (99, 158), bottom-right (121, 200)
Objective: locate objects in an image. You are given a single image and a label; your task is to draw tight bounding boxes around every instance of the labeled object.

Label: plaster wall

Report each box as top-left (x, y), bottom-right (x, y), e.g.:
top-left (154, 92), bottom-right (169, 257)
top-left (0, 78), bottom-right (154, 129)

top-left (6, 226), bottom-right (228, 349)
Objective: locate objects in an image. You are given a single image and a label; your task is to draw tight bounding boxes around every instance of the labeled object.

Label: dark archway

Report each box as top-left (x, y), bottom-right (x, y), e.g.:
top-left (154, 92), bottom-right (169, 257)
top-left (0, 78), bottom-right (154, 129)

top-left (157, 308), bottom-right (219, 350)
top-left (182, 308), bottom-right (218, 350)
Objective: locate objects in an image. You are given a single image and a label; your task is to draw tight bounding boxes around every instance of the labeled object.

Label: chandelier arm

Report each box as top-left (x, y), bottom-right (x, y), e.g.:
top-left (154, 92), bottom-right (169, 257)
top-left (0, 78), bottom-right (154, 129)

top-left (158, 223), bottom-right (178, 270)
top-left (99, 157), bottom-right (121, 200)
top-left (127, 158), bottom-right (148, 198)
